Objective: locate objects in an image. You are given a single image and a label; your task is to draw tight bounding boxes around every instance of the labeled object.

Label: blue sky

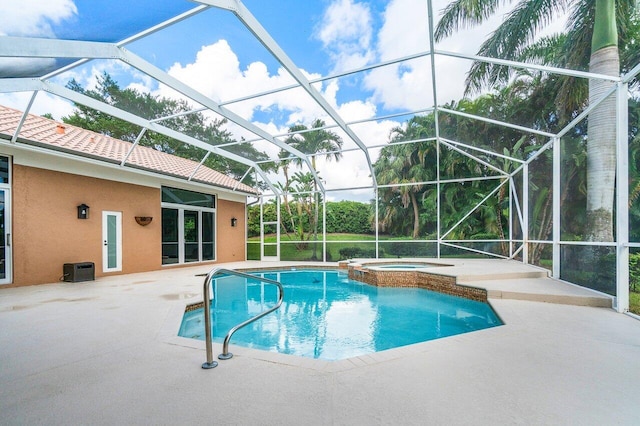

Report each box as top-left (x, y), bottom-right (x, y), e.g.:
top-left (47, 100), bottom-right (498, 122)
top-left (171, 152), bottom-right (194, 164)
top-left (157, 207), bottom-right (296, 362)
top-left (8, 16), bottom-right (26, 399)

top-left (0, 0), bottom-right (565, 197)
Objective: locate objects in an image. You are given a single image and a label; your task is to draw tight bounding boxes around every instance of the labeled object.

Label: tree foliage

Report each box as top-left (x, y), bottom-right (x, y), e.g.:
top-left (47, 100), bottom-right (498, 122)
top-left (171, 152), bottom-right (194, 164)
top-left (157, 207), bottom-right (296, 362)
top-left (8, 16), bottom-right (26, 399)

top-left (276, 119), bottom-right (344, 258)
top-left (247, 199), bottom-right (372, 238)
top-left (63, 72), bottom-right (271, 186)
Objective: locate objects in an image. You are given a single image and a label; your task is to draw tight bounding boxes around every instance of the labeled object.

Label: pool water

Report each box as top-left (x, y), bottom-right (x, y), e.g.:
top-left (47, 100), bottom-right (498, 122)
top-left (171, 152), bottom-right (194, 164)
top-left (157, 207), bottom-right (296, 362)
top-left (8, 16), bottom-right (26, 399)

top-left (179, 269), bottom-right (502, 361)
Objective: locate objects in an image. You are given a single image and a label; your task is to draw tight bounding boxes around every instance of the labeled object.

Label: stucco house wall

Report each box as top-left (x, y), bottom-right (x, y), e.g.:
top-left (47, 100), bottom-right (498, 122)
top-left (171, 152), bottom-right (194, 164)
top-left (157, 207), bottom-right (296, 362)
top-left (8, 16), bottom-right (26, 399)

top-left (0, 105), bottom-right (253, 287)
top-left (9, 164), bottom-right (247, 287)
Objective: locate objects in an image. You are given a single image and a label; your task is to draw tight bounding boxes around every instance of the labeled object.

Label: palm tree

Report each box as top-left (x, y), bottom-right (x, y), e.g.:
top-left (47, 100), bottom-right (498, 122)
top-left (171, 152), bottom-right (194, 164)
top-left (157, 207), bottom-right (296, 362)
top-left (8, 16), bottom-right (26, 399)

top-left (376, 117), bottom-right (436, 238)
top-left (284, 119), bottom-right (343, 172)
top-left (282, 119), bottom-right (343, 259)
top-left (435, 0), bottom-right (637, 242)
top-left (376, 143), bottom-right (426, 239)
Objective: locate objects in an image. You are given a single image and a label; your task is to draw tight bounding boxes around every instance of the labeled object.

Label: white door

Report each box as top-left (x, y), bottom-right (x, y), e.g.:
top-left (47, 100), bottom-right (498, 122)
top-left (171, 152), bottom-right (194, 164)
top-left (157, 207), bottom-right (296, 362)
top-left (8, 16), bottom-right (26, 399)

top-left (102, 211), bottom-right (122, 272)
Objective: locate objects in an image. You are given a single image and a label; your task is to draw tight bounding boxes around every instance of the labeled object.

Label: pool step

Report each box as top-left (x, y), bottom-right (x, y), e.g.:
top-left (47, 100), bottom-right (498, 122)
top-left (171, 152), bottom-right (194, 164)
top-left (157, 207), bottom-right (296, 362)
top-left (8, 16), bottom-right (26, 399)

top-left (455, 270), bottom-right (549, 282)
top-left (463, 277), bottom-right (613, 308)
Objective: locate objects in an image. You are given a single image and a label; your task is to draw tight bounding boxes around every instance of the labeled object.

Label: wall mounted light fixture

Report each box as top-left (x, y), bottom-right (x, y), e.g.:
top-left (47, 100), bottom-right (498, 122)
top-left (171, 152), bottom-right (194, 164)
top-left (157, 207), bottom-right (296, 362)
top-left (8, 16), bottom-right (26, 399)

top-left (77, 203), bottom-right (89, 219)
top-left (231, 217), bottom-right (238, 227)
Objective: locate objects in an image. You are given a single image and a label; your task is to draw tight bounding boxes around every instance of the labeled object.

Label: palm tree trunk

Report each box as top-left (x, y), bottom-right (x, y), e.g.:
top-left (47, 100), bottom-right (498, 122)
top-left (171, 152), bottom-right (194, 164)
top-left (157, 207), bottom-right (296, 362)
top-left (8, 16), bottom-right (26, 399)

top-left (410, 191), bottom-right (420, 239)
top-left (280, 163), bottom-right (298, 238)
top-left (311, 156), bottom-right (319, 260)
top-left (586, 47), bottom-right (619, 242)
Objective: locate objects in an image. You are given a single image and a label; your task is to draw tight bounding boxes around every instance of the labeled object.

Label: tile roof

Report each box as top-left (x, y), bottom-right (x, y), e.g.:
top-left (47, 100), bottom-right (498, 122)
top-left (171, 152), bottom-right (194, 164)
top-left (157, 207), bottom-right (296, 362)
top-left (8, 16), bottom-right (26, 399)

top-left (0, 105), bottom-right (258, 195)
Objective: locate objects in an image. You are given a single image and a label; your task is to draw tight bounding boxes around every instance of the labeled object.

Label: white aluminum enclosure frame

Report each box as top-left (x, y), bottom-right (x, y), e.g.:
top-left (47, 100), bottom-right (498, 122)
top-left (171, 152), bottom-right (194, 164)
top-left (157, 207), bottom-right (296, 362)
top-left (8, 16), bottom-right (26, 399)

top-left (0, 0), bottom-right (637, 313)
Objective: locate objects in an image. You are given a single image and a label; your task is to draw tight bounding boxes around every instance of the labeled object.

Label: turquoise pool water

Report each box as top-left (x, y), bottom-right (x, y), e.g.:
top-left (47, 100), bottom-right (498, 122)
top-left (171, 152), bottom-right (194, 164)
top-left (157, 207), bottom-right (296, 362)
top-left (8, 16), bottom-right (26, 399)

top-left (179, 269), bottom-right (502, 361)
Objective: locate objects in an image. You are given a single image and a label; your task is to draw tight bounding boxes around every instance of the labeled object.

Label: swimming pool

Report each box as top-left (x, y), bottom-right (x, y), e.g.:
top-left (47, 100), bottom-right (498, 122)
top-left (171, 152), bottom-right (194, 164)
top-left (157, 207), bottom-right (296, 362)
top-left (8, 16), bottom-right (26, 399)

top-left (179, 269), bottom-right (502, 361)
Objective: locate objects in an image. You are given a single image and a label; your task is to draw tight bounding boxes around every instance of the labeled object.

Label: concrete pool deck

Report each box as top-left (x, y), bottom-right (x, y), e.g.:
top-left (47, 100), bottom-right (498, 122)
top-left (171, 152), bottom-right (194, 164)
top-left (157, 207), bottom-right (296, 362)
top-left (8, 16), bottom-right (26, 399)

top-left (1, 259), bottom-right (638, 425)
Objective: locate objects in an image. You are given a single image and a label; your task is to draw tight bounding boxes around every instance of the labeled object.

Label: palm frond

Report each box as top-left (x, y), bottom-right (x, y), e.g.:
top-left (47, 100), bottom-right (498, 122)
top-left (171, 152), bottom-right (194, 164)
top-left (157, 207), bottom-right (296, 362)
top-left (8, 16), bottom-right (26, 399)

top-left (434, 0), bottom-right (505, 41)
top-left (465, 0), bottom-right (570, 93)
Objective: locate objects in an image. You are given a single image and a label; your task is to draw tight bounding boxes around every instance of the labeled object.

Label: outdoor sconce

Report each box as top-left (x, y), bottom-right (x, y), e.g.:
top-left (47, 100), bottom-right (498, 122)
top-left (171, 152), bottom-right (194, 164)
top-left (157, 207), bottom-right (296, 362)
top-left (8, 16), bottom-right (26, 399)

top-left (231, 217), bottom-right (238, 227)
top-left (135, 216), bottom-right (153, 226)
top-left (77, 203), bottom-right (89, 219)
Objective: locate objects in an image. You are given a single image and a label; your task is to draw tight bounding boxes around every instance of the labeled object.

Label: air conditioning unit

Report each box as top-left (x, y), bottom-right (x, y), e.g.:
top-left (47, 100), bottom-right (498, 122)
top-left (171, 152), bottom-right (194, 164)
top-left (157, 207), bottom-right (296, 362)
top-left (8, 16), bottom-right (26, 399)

top-left (63, 262), bottom-right (95, 282)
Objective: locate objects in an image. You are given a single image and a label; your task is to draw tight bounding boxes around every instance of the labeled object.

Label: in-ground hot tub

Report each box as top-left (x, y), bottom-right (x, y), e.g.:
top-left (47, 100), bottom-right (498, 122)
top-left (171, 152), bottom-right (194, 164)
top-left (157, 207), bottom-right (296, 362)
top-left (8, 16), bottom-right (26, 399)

top-left (344, 259), bottom-right (488, 302)
top-left (364, 261), bottom-right (441, 271)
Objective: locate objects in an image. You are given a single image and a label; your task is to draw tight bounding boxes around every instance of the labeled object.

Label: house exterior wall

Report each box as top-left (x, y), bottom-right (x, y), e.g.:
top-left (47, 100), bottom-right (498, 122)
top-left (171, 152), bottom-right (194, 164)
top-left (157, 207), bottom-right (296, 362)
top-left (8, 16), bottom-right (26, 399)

top-left (216, 198), bottom-right (246, 263)
top-left (9, 164), bottom-right (247, 287)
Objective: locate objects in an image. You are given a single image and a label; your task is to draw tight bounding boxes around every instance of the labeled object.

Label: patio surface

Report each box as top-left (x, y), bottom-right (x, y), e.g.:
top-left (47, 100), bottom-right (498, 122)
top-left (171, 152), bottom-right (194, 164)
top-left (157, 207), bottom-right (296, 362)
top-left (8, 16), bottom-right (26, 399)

top-left (1, 259), bottom-right (638, 425)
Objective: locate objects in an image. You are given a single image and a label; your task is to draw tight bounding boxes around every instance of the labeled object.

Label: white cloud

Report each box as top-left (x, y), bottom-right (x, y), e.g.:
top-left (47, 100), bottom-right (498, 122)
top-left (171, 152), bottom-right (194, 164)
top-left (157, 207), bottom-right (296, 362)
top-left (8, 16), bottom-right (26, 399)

top-left (362, 0), bottom-right (445, 111)
top-left (164, 40), bottom-right (331, 125)
top-left (357, 0), bottom-right (556, 111)
top-left (377, 0), bottom-right (430, 61)
top-left (0, 0), bottom-right (77, 37)
top-left (0, 91), bottom-right (74, 121)
top-left (315, 0), bottom-right (375, 72)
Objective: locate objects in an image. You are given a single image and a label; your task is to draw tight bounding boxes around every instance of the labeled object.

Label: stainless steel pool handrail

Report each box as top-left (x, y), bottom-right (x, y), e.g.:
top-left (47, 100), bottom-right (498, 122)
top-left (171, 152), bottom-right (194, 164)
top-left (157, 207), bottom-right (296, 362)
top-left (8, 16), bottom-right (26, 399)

top-left (201, 267), bottom-right (284, 369)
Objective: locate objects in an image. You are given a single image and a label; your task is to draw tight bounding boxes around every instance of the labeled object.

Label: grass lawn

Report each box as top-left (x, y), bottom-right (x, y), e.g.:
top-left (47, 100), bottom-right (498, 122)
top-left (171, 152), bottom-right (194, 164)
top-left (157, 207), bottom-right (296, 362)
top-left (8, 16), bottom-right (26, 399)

top-left (247, 233), bottom-right (435, 261)
top-left (631, 291), bottom-right (640, 315)
top-left (250, 233), bottom-right (378, 243)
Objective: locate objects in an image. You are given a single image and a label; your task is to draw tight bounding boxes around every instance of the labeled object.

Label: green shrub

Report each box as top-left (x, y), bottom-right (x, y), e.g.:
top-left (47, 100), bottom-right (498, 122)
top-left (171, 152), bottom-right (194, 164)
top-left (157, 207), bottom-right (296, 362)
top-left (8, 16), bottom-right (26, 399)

top-left (383, 241), bottom-right (435, 257)
top-left (338, 247), bottom-right (379, 260)
top-left (630, 253), bottom-right (640, 292)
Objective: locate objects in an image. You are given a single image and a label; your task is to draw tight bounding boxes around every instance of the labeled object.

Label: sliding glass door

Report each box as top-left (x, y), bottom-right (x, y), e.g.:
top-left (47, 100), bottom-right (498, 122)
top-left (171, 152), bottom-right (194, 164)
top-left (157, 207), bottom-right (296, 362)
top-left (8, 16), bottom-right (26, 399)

top-left (0, 188), bottom-right (10, 284)
top-left (184, 210), bottom-right (199, 263)
top-left (0, 156), bottom-right (11, 284)
top-left (161, 187), bottom-right (216, 266)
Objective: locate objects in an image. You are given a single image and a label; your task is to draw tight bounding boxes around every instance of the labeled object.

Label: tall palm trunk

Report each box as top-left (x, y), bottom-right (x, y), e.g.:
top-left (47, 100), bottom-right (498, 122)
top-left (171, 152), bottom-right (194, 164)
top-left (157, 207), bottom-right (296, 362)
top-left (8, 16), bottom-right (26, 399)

top-left (281, 163), bottom-right (297, 236)
top-left (410, 191), bottom-right (420, 239)
top-left (586, 0), bottom-right (619, 242)
top-left (586, 46), bottom-right (619, 242)
top-left (311, 155), bottom-right (319, 260)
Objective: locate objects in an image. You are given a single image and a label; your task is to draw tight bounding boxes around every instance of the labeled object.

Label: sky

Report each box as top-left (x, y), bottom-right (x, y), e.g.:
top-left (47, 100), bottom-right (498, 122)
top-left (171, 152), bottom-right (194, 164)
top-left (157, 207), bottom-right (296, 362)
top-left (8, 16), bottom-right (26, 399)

top-left (0, 0), bottom-right (566, 201)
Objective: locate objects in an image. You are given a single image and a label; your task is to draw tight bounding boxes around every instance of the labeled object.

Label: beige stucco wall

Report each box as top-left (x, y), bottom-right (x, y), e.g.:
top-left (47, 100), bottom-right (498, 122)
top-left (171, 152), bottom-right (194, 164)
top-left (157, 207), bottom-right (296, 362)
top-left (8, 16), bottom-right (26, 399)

top-left (10, 165), bottom-right (247, 287)
top-left (216, 198), bottom-right (246, 263)
top-left (11, 165), bottom-right (161, 286)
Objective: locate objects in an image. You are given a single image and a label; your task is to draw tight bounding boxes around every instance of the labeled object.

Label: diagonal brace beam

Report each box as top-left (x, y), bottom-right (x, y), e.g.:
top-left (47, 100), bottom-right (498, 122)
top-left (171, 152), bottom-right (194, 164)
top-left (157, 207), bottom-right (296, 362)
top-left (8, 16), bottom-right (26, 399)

top-left (197, 0), bottom-right (378, 188)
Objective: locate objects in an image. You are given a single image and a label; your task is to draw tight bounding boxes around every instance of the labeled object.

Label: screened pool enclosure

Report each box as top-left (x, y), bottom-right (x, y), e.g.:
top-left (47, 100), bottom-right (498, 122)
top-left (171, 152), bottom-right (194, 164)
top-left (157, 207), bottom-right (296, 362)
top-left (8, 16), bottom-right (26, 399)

top-left (0, 0), bottom-right (638, 313)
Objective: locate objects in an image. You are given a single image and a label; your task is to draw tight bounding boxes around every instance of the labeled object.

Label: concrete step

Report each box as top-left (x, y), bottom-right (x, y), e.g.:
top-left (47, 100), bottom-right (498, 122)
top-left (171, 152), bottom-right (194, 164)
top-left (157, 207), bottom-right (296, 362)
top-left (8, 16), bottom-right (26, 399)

top-left (461, 277), bottom-right (613, 308)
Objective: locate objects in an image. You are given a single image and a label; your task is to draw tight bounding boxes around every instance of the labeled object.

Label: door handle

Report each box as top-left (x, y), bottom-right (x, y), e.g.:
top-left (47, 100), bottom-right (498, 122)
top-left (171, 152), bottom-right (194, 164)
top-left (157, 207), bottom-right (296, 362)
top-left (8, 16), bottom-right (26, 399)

top-left (103, 240), bottom-right (108, 246)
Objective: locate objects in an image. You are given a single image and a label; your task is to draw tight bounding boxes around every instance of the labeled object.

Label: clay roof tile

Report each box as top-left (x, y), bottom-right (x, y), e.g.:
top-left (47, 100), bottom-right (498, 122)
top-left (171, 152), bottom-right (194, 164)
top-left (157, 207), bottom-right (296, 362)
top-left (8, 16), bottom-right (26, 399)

top-left (0, 105), bottom-right (258, 195)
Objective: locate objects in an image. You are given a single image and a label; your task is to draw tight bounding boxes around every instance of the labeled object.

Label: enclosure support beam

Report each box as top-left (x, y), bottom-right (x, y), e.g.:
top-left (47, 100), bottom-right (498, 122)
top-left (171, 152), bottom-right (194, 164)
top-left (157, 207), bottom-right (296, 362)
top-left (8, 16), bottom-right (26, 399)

top-left (322, 196), bottom-right (327, 262)
top-left (509, 177), bottom-right (514, 258)
top-left (199, 0), bottom-right (378, 189)
top-left (552, 137), bottom-right (561, 279)
top-left (375, 187), bottom-right (380, 259)
top-left (616, 82), bottom-right (630, 313)
top-left (522, 164), bottom-right (529, 264)
top-left (11, 91), bottom-right (38, 144)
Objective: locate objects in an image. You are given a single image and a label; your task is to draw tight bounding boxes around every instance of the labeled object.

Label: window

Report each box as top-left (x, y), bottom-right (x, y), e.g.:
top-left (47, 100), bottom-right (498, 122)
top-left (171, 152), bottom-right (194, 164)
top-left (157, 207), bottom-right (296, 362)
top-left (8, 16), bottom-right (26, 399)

top-left (161, 187), bottom-right (216, 265)
top-left (162, 208), bottom-right (179, 264)
top-left (0, 155), bottom-right (10, 283)
top-left (162, 187), bottom-right (215, 208)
